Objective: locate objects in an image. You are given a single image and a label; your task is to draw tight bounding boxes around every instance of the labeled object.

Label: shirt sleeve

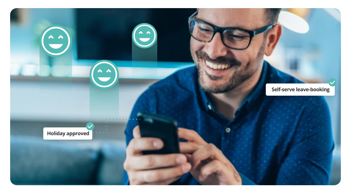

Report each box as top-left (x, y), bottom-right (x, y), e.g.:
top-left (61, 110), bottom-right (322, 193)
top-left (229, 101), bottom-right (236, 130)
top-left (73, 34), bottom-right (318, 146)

top-left (275, 96), bottom-right (334, 185)
top-left (122, 89), bottom-right (153, 185)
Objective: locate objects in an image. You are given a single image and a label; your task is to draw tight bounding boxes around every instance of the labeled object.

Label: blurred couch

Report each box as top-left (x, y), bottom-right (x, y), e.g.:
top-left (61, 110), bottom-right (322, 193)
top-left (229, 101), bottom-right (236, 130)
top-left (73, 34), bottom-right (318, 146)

top-left (10, 136), bottom-right (126, 185)
top-left (10, 135), bottom-right (340, 185)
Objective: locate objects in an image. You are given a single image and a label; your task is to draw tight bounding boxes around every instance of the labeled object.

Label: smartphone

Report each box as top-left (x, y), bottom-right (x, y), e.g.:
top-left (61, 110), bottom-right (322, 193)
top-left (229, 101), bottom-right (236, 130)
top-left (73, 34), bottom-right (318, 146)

top-left (137, 111), bottom-right (180, 155)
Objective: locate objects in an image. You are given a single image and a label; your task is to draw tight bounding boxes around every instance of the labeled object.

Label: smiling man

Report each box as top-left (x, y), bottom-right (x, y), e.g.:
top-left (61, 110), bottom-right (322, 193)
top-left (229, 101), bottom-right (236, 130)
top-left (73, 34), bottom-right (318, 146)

top-left (123, 8), bottom-right (334, 185)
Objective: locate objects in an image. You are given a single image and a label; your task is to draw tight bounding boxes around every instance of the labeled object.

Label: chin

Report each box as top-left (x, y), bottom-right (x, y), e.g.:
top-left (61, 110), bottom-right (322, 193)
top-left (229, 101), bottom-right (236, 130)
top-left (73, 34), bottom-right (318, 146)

top-left (199, 71), bottom-right (234, 93)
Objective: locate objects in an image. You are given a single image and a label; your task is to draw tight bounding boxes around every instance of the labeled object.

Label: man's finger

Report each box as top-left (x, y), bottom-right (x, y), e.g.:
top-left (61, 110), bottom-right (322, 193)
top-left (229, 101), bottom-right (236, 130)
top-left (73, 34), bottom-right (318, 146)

top-left (179, 142), bottom-right (203, 154)
top-left (126, 154), bottom-right (187, 170)
top-left (191, 144), bottom-right (229, 169)
top-left (185, 154), bottom-right (192, 163)
top-left (126, 138), bottom-right (163, 155)
top-left (133, 163), bottom-right (191, 184)
top-left (133, 126), bottom-right (141, 138)
top-left (178, 128), bottom-right (207, 145)
top-left (199, 160), bottom-right (224, 181)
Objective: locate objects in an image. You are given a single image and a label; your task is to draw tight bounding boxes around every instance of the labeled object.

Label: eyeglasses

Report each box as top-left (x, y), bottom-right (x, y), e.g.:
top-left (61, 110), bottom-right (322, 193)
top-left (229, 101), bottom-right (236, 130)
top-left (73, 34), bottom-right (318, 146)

top-left (188, 11), bottom-right (276, 50)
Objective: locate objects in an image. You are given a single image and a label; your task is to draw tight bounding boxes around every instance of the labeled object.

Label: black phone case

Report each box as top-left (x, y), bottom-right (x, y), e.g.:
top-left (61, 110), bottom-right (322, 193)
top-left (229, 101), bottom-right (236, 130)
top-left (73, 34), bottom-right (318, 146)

top-left (137, 111), bottom-right (180, 155)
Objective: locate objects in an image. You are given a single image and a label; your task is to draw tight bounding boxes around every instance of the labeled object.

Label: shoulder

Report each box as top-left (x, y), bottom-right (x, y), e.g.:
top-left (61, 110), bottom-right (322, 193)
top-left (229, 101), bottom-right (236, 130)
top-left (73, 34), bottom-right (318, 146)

top-left (265, 62), bottom-right (304, 84)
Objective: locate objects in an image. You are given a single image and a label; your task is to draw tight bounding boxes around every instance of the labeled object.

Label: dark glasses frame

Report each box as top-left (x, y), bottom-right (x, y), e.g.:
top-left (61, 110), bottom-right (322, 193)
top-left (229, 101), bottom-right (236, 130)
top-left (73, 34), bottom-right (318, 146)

top-left (188, 11), bottom-right (276, 50)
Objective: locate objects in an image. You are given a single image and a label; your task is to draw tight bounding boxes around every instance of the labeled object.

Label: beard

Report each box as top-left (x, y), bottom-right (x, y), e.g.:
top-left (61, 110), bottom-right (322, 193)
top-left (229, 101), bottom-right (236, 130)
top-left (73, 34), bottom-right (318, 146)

top-left (192, 39), bottom-right (266, 94)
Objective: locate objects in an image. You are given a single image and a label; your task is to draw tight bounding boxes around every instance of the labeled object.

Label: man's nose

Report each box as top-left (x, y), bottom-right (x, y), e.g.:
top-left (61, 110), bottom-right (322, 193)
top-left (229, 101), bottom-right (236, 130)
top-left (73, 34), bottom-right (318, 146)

top-left (205, 33), bottom-right (228, 59)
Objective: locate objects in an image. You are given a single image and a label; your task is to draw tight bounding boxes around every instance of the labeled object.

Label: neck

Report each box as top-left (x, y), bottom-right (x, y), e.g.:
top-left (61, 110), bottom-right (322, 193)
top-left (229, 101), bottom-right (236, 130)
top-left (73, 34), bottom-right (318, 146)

top-left (208, 63), bottom-right (263, 120)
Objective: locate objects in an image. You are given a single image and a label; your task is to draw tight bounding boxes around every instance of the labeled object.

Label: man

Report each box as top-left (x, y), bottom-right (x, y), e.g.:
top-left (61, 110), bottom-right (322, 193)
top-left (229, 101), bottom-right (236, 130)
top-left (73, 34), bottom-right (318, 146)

top-left (122, 8), bottom-right (334, 185)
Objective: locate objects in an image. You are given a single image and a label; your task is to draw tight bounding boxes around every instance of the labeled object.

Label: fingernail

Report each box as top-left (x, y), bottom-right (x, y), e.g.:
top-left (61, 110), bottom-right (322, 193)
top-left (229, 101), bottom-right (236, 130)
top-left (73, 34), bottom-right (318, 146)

top-left (176, 156), bottom-right (186, 164)
top-left (153, 140), bottom-right (162, 148)
top-left (182, 163), bottom-right (191, 173)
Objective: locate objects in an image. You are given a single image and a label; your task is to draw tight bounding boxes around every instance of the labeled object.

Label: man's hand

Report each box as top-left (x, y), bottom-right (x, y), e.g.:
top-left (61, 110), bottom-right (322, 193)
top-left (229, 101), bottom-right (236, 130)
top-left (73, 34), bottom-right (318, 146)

top-left (178, 128), bottom-right (242, 185)
top-left (123, 126), bottom-right (191, 185)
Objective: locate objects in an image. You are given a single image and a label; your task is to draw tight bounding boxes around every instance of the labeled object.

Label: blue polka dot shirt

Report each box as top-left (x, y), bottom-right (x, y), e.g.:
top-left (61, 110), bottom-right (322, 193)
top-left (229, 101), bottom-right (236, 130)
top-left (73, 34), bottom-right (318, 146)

top-left (123, 61), bottom-right (334, 185)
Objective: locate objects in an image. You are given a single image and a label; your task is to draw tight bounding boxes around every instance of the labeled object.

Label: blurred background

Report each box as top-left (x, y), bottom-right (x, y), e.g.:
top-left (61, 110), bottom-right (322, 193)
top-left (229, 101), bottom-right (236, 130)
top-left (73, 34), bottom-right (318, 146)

top-left (10, 8), bottom-right (340, 185)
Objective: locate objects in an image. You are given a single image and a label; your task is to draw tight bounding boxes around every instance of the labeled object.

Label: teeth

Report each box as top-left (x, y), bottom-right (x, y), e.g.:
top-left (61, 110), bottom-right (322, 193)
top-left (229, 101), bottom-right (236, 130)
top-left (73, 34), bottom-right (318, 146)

top-left (205, 61), bottom-right (230, 70)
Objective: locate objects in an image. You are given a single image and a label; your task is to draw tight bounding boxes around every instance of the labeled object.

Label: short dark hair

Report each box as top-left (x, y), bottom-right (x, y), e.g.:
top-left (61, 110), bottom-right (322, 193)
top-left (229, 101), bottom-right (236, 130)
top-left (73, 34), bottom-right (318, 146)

top-left (265, 8), bottom-right (281, 24)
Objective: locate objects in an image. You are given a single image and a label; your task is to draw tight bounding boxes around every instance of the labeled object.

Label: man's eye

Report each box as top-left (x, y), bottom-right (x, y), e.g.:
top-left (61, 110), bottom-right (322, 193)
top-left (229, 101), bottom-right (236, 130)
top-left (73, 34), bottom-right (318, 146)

top-left (48, 35), bottom-right (54, 39)
top-left (199, 27), bottom-right (212, 32)
top-left (227, 34), bottom-right (247, 40)
top-left (58, 35), bottom-right (63, 39)
top-left (139, 31), bottom-right (143, 34)
top-left (98, 69), bottom-right (102, 73)
top-left (106, 69), bottom-right (111, 73)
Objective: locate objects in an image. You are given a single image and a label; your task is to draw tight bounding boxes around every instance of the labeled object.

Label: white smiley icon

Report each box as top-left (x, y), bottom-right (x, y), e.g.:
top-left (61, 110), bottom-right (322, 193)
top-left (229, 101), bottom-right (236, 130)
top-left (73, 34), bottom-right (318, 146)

top-left (132, 23), bottom-right (157, 49)
top-left (41, 26), bottom-right (71, 56)
top-left (90, 61), bottom-right (119, 89)
top-left (49, 44), bottom-right (63, 49)
top-left (138, 31), bottom-right (150, 42)
top-left (97, 69), bottom-right (112, 82)
top-left (48, 35), bottom-right (64, 49)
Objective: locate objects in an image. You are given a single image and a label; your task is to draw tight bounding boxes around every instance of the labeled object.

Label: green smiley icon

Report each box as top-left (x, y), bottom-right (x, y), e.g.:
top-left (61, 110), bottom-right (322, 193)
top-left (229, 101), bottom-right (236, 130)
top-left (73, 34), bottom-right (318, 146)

top-left (132, 23), bottom-right (157, 49)
top-left (90, 60), bottom-right (119, 89)
top-left (41, 25), bottom-right (71, 56)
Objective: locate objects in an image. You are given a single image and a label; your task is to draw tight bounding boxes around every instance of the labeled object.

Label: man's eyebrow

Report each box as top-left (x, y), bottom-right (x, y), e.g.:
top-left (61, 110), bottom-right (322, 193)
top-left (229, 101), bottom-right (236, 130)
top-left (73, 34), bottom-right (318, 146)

top-left (195, 16), bottom-right (249, 30)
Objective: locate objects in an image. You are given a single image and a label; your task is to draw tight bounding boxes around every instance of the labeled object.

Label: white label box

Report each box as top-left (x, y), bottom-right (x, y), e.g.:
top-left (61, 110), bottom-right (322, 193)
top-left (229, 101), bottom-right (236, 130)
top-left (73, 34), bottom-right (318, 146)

top-left (266, 83), bottom-right (335, 96)
top-left (43, 127), bottom-right (93, 140)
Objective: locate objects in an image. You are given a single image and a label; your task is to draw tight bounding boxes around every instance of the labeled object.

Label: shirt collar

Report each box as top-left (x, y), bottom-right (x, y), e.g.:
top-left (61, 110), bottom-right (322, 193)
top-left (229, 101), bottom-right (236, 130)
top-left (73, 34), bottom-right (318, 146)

top-left (199, 60), bottom-right (268, 113)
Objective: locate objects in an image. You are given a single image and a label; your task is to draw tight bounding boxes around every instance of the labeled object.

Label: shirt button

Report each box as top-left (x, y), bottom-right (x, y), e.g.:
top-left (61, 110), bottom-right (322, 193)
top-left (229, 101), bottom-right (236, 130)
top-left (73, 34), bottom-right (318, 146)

top-left (225, 127), bottom-right (231, 133)
top-left (208, 104), bottom-right (212, 110)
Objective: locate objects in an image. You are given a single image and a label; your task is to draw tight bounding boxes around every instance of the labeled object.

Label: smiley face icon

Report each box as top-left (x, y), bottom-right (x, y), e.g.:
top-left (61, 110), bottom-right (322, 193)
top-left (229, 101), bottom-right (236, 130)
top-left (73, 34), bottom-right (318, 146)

top-left (90, 61), bottom-right (119, 89)
top-left (41, 26), bottom-right (71, 56)
top-left (132, 23), bottom-right (157, 49)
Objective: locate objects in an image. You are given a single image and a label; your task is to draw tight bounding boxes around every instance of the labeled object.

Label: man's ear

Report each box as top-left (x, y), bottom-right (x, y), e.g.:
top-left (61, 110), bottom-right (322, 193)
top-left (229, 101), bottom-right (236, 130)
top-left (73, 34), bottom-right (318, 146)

top-left (265, 24), bottom-right (282, 56)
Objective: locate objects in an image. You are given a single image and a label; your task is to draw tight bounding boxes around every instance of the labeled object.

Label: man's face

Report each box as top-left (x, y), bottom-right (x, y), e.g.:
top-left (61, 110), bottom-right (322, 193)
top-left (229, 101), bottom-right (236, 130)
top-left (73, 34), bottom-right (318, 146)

top-left (191, 8), bottom-right (268, 93)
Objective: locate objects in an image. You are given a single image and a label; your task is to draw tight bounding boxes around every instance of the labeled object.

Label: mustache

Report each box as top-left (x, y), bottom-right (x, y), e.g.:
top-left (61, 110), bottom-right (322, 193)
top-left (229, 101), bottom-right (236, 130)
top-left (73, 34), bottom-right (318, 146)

top-left (195, 50), bottom-right (241, 67)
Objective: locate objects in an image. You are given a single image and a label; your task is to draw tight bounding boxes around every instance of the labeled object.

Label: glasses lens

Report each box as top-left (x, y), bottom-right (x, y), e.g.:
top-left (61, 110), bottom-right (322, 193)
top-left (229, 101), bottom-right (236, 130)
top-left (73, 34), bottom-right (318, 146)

top-left (223, 29), bottom-right (251, 49)
top-left (189, 19), bottom-right (214, 42)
